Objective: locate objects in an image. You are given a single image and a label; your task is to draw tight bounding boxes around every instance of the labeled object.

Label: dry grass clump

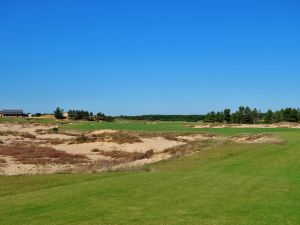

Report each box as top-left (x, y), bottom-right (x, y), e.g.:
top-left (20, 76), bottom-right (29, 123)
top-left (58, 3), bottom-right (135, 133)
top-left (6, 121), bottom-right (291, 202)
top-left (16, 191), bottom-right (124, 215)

top-left (0, 158), bottom-right (6, 164)
top-left (0, 144), bottom-right (88, 165)
top-left (90, 132), bottom-right (143, 144)
top-left (230, 133), bottom-right (283, 144)
top-left (69, 135), bottom-right (97, 144)
top-left (77, 159), bottom-right (121, 172)
top-left (35, 129), bottom-right (47, 134)
top-left (232, 133), bottom-right (272, 141)
top-left (48, 139), bottom-right (67, 145)
top-left (0, 131), bottom-right (36, 139)
top-left (136, 132), bottom-right (216, 142)
top-left (20, 132), bottom-right (36, 139)
top-left (164, 139), bottom-right (223, 156)
top-left (136, 132), bottom-right (185, 141)
top-left (97, 149), bottom-right (154, 162)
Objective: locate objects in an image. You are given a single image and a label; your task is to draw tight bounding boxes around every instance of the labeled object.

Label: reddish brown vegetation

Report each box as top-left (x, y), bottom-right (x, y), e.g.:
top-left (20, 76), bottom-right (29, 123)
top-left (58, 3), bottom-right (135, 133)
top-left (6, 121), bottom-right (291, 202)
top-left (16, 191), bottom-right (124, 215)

top-left (0, 144), bottom-right (88, 165)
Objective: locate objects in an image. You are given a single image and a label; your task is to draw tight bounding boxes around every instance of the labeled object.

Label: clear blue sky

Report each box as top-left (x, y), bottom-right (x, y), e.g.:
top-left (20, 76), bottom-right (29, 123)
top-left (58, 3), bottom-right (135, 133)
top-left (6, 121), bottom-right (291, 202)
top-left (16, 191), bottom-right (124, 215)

top-left (0, 0), bottom-right (299, 115)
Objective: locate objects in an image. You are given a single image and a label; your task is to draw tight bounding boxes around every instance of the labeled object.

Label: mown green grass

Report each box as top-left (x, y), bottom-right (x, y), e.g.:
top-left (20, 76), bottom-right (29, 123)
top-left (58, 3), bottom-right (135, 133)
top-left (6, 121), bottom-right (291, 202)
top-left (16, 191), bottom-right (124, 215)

top-left (1, 126), bottom-right (300, 224)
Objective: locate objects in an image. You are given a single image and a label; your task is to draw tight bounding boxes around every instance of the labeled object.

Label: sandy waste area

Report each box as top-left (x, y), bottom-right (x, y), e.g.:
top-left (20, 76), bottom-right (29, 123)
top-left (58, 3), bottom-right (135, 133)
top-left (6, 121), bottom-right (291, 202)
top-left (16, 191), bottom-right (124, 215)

top-left (0, 123), bottom-right (283, 175)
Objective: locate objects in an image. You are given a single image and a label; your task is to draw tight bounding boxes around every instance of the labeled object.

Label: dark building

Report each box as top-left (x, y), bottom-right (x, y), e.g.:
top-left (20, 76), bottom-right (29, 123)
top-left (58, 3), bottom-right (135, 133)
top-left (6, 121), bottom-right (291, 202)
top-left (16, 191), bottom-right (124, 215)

top-left (0, 109), bottom-right (24, 117)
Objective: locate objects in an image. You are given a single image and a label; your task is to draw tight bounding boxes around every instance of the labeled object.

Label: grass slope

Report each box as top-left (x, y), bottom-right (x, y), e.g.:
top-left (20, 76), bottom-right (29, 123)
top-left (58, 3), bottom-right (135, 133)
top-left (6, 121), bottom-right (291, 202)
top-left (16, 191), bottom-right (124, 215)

top-left (1, 128), bottom-right (300, 224)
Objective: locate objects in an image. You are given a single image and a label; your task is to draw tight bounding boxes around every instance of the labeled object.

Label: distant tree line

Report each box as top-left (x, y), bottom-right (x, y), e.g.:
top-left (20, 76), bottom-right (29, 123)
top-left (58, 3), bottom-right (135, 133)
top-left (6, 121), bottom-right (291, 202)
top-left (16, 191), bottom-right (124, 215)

top-left (53, 106), bottom-right (300, 124)
top-left (204, 107), bottom-right (300, 124)
top-left (118, 115), bottom-right (206, 122)
top-left (53, 107), bottom-right (114, 122)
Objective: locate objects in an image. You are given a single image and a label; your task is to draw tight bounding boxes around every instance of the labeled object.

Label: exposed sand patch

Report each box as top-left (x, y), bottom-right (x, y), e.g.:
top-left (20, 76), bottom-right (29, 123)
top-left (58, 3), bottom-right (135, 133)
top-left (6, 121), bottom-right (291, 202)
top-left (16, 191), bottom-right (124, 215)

top-left (89, 129), bottom-right (117, 135)
top-left (54, 137), bottom-right (184, 157)
top-left (194, 124), bottom-right (227, 128)
top-left (177, 133), bottom-right (216, 141)
top-left (0, 156), bottom-right (81, 176)
top-left (37, 134), bottom-right (74, 140)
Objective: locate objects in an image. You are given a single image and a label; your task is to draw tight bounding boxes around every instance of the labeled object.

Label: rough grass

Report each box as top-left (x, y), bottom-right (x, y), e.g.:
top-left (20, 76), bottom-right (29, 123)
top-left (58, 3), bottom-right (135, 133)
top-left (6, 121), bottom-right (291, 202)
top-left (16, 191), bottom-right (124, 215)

top-left (97, 149), bottom-right (154, 162)
top-left (70, 134), bottom-right (96, 144)
top-left (91, 132), bottom-right (143, 144)
top-left (0, 130), bottom-right (36, 139)
top-left (231, 133), bottom-right (274, 140)
top-left (46, 139), bottom-right (68, 145)
top-left (231, 133), bottom-right (284, 144)
top-left (0, 144), bottom-right (88, 164)
top-left (164, 139), bottom-right (224, 156)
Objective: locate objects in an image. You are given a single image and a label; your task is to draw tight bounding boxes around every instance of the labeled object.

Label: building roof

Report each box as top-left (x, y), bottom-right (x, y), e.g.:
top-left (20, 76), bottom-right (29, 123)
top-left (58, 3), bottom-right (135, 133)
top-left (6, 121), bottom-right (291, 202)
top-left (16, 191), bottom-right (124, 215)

top-left (2, 109), bottom-right (24, 115)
